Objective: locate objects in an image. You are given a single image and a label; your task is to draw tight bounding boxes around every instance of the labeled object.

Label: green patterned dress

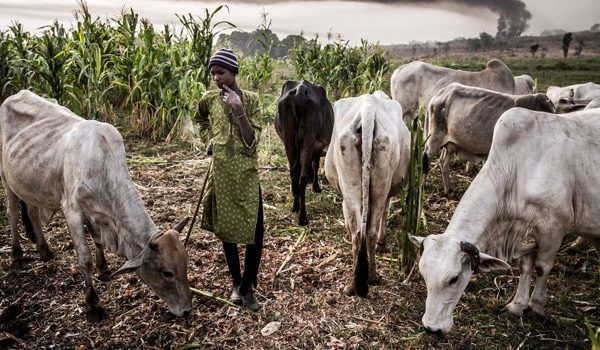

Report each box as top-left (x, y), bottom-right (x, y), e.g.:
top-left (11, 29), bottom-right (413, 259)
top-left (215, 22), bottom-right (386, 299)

top-left (196, 89), bottom-right (262, 244)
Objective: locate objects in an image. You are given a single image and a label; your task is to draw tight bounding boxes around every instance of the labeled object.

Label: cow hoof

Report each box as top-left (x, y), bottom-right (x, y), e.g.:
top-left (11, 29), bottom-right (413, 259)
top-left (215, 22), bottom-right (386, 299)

top-left (298, 217), bottom-right (309, 226)
top-left (98, 271), bottom-right (112, 282)
top-left (11, 258), bottom-right (25, 268)
top-left (86, 305), bottom-right (106, 323)
top-left (343, 284), bottom-right (356, 296)
top-left (40, 248), bottom-right (54, 262)
top-left (312, 185), bottom-right (322, 193)
top-left (505, 302), bottom-right (527, 317)
top-left (11, 247), bottom-right (23, 262)
top-left (445, 191), bottom-right (458, 200)
top-left (368, 273), bottom-right (382, 285)
top-left (527, 303), bottom-right (545, 317)
top-left (375, 242), bottom-right (387, 253)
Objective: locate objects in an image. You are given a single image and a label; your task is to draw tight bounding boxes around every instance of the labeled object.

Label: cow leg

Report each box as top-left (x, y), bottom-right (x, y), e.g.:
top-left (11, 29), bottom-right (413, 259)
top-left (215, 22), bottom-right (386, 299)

top-left (290, 162), bottom-right (300, 213)
top-left (85, 222), bottom-right (110, 281)
top-left (343, 231), bottom-right (359, 296)
top-left (5, 188), bottom-right (23, 262)
top-left (94, 242), bottom-right (110, 282)
top-left (506, 253), bottom-right (534, 316)
top-left (311, 154), bottom-right (322, 193)
top-left (528, 240), bottom-right (562, 316)
top-left (375, 198), bottom-right (391, 253)
top-left (63, 209), bottom-right (105, 322)
top-left (560, 236), bottom-right (589, 254)
top-left (342, 203), bottom-right (360, 296)
top-left (26, 205), bottom-right (53, 261)
top-left (297, 148), bottom-right (312, 226)
top-left (366, 228), bottom-right (380, 285)
top-left (441, 147), bottom-right (454, 198)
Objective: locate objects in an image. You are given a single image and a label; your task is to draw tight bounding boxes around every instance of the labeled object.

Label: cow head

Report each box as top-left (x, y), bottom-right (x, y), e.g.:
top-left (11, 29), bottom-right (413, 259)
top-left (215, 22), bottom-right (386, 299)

top-left (410, 234), bottom-right (510, 334)
top-left (533, 94), bottom-right (556, 113)
top-left (114, 218), bottom-right (192, 317)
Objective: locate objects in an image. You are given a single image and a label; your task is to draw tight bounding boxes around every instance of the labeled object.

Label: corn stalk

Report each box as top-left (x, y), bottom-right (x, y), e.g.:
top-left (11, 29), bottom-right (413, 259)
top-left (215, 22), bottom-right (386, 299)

top-left (398, 106), bottom-right (426, 276)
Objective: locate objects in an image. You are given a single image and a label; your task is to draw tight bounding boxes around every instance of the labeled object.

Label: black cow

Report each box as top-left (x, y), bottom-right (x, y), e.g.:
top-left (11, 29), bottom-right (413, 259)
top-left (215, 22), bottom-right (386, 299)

top-left (275, 80), bottom-right (334, 226)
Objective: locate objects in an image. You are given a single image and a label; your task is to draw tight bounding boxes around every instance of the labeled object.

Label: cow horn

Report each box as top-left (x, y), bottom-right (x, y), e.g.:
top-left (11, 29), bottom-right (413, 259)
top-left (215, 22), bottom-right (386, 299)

top-left (174, 217), bottom-right (191, 233)
top-left (460, 241), bottom-right (480, 272)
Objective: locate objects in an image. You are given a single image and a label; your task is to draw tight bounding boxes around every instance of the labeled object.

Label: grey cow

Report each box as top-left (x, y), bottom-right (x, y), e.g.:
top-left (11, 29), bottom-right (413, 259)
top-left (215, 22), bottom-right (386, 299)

top-left (390, 59), bottom-right (515, 124)
top-left (423, 83), bottom-right (555, 196)
top-left (0, 90), bottom-right (192, 321)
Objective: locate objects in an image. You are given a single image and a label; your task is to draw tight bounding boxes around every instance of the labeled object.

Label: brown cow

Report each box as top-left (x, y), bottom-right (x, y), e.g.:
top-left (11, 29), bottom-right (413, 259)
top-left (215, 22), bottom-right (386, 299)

top-left (275, 80), bottom-right (334, 226)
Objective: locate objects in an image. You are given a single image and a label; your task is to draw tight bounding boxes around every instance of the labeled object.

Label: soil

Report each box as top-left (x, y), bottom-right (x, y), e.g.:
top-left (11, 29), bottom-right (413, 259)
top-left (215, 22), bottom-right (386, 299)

top-left (0, 126), bottom-right (598, 349)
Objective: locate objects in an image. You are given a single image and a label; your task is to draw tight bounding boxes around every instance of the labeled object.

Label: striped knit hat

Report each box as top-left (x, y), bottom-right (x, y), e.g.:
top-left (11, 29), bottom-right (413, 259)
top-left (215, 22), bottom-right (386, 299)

top-left (208, 48), bottom-right (239, 74)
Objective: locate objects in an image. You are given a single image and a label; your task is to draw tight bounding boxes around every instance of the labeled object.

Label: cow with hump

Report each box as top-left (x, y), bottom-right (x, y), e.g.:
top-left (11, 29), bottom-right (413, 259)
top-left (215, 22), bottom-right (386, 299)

top-left (0, 90), bottom-right (192, 321)
top-left (423, 82), bottom-right (556, 197)
top-left (513, 74), bottom-right (535, 95)
top-left (390, 58), bottom-right (515, 124)
top-left (546, 82), bottom-right (600, 113)
top-left (325, 91), bottom-right (410, 297)
top-left (412, 106), bottom-right (600, 334)
top-left (275, 80), bottom-right (334, 226)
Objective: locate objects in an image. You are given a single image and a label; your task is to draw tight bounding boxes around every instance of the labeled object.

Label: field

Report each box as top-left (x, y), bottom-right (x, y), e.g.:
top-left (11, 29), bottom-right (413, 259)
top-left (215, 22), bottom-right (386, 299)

top-left (1, 9), bottom-right (600, 348)
top-left (2, 55), bottom-right (600, 348)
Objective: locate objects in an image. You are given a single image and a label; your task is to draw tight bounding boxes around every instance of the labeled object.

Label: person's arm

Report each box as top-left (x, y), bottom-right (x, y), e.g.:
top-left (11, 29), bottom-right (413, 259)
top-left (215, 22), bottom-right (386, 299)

top-left (222, 85), bottom-right (255, 147)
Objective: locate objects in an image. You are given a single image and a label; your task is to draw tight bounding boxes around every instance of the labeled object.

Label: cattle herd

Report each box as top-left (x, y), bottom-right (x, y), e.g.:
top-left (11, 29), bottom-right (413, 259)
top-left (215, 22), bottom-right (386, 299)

top-left (1, 59), bottom-right (600, 336)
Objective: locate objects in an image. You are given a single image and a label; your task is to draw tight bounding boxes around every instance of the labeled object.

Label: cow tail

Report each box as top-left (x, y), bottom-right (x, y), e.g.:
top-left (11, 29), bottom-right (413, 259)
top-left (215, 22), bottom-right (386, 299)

top-left (355, 100), bottom-right (375, 298)
top-left (422, 99), bottom-right (444, 176)
top-left (20, 200), bottom-right (36, 243)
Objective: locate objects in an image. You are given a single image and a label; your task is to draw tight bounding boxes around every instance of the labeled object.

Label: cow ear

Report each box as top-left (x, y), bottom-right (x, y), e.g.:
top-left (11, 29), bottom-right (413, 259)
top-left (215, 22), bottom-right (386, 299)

top-left (112, 256), bottom-right (143, 277)
top-left (410, 235), bottom-right (425, 247)
top-left (478, 252), bottom-right (511, 272)
top-left (568, 89), bottom-right (575, 98)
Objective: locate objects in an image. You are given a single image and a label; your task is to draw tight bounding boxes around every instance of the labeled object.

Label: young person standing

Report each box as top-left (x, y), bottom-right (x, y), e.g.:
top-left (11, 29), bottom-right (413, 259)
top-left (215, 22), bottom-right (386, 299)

top-left (195, 48), bottom-right (264, 311)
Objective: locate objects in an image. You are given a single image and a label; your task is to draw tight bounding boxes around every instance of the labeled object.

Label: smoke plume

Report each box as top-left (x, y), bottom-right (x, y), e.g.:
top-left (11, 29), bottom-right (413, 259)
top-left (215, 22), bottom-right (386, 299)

top-left (218, 0), bottom-right (531, 39)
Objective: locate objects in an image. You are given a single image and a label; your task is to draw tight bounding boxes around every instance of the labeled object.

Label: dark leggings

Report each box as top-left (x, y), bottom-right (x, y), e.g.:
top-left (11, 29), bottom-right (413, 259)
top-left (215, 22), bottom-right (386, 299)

top-left (222, 190), bottom-right (264, 295)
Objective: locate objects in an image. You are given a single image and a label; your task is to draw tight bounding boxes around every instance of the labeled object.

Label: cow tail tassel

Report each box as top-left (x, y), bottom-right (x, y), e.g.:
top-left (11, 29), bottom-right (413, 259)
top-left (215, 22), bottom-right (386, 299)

top-left (355, 99), bottom-right (375, 298)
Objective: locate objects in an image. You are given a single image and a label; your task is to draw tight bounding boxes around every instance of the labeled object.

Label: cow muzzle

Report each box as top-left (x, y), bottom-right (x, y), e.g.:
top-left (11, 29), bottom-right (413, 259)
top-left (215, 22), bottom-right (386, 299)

top-left (422, 315), bottom-right (453, 334)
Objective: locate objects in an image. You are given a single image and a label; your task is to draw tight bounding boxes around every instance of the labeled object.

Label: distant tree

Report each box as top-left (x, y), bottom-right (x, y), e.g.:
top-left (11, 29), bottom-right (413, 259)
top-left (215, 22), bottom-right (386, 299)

top-left (443, 42), bottom-right (451, 56)
top-left (466, 38), bottom-right (481, 52)
top-left (575, 39), bottom-right (585, 56)
top-left (411, 44), bottom-right (417, 57)
top-left (591, 23), bottom-right (600, 32)
top-left (530, 43), bottom-right (540, 57)
top-left (479, 32), bottom-right (494, 50)
top-left (562, 32), bottom-right (572, 58)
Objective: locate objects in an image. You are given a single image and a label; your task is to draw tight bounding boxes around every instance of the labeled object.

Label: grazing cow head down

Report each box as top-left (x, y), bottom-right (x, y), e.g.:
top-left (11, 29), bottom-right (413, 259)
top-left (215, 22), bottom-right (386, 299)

top-left (516, 93), bottom-right (556, 113)
top-left (410, 235), bottom-right (510, 334)
top-left (114, 218), bottom-right (192, 317)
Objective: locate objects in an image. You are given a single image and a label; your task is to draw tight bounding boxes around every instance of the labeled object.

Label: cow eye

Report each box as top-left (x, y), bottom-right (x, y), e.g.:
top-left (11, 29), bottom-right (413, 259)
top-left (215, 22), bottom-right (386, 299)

top-left (449, 276), bottom-right (459, 286)
top-left (162, 270), bottom-right (174, 279)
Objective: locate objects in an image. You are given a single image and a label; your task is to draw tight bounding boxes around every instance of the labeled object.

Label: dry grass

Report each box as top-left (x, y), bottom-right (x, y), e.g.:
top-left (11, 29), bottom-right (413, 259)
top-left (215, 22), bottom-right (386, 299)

top-left (0, 125), bottom-right (598, 349)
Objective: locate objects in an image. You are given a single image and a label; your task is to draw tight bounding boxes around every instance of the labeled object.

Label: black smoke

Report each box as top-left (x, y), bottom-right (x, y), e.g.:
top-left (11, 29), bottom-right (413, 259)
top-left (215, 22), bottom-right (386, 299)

top-left (213, 0), bottom-right (531, 39)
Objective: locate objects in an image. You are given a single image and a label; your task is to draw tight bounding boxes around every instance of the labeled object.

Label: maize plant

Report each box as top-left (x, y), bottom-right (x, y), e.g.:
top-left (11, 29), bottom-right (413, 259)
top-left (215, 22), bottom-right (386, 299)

top-left (290, 37), bottom-right (390, 100)
top-left (398, 106), bottom-right (427, 276)
top-left (29, 21), bottom-right (69, 103)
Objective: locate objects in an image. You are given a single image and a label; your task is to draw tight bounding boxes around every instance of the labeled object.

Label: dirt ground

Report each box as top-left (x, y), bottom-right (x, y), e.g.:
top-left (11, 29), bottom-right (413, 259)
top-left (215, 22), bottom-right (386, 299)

top-left (0, 126), bottom-right (598, 349)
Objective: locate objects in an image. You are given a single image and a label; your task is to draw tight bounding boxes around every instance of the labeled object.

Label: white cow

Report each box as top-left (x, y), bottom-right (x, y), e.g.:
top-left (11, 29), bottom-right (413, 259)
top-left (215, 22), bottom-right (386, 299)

top-left (0, 90), bottom-right (192, 321)
top-left (390, 59), bottom-right (515, 124)
top-left (585, 96), bottom-right (600, 110)
top-left (423, 83), bottom-right (556, 196)
top-left (546, 82), bottom-right (600, 113)
top-left (325, 92), bottom-right (410, 297)
top-left (514, 74), bottom-right (535, 94)
top-left (412, 106), bottom-right (600, 333)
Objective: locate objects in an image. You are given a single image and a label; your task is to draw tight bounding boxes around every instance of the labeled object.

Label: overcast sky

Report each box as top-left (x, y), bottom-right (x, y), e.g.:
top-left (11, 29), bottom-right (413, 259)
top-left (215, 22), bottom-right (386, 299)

top-left (0, 0), bottom-right (598, 45)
